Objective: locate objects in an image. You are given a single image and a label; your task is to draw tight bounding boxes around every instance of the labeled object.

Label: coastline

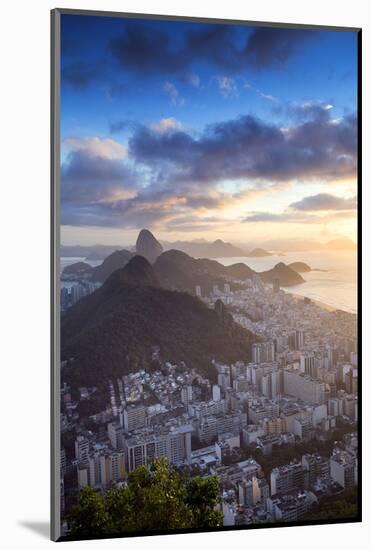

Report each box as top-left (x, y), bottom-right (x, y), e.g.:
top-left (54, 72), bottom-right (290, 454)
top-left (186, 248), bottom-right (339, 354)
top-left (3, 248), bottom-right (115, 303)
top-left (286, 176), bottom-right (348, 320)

top-left (61, 255), bottom-right (357, 316)
top-left (217, 250), bottom-right (357, 316)
top-left (285, 288), bottom-right (357, 316)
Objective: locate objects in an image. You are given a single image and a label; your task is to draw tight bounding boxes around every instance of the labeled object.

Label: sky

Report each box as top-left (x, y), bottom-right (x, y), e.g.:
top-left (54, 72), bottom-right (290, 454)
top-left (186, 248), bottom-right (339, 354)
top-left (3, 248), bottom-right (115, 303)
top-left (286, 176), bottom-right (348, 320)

top-left (60, 14), bottom-right (358, 247)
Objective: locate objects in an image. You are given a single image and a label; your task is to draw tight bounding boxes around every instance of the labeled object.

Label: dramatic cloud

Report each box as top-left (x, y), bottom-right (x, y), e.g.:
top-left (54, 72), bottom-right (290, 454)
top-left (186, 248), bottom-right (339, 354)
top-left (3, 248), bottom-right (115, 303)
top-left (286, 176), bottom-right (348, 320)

top-left (128, 111), bottom-right (357, 184)
top-left (62, 23), bottom-right (319, 95)
top-left (110, 22), bottom-right (190, 74)
top-left (62, 61), bottom-right (107, 89)
top-left (108, 22), bottom-right (317, 81)
top-left (109, 119), bottom-right (138, 134)
top-left (63, 137), bottom-right (127, 160)
top-left (186, 25), bottom-right (315, 71)
top-left (244, 27), bottom-right (316, 68)
top-left (61, 143), bottom-right (137, 207)
top-left (61, 106), bottom-right (357, 229)
top-left (242, 208), bottom-right (356, 225)
top-left (290, 193), bottom-right (357, 211)
top-left (242, 211), bottom-right (318, 224)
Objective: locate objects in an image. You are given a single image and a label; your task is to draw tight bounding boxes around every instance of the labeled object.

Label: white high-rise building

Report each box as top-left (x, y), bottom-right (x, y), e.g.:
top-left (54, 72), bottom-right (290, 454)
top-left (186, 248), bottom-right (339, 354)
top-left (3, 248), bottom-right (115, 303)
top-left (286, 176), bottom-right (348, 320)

top-left (108, 421), bottom-right (124, 450)
top-left (300, 353), bottom-right (316, 376)
top-left (77, 466), bottom-right (89, 489)
top-left (88, 450), bottom-right (125, 488)
top-left (296, 330), bottom-right (305, 349)
top-left (238, 476), bottom-right (261, 506)
top-left (330, 450), bottom-right (357, 489)
top-left (252, 341), bottom-right (275, 364)
top-left (212, 384), bottom-right (221, 402)
top-left (270, 463), bottom-right (304, 495)
top-left (181, 385), bottom-right (193, 406)
top-left (218, 371), bottom-right (231, 389)
top-left (125, 426), bottom-right (193, 472)
top-left (107, 451), bottom-right (126, 483)
top-left (75, 435), bottom-right (90, 465)
top-left (122, 404), bottom-right (146, 433)
top-left (283, 368), bottom-right (326, 404)
top-left (328, 398), bottom-right (340, 417)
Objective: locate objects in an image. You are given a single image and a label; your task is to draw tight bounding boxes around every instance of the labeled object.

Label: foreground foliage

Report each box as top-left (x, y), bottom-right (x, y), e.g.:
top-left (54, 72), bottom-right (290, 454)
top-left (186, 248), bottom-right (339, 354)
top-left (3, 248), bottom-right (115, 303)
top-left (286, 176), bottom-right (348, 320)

top-left (68, 458), bottom-right (222, 537)
top-left (303, 488), bottom-right (358, 521)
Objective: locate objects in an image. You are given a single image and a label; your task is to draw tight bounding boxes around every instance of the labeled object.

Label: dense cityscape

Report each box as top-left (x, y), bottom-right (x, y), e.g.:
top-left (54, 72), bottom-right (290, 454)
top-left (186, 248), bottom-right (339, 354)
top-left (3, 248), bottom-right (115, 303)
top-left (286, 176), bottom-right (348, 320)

top-left (60, 252), bottom-right (358, 535)
top-left (57, 13), bottom-right (358, 540)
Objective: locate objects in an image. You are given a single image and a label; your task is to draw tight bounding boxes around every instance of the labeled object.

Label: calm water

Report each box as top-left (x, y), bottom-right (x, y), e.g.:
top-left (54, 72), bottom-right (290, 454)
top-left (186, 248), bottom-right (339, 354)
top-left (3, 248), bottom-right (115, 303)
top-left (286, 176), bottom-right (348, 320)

top-left (217, 250), bottom-right (357, 314)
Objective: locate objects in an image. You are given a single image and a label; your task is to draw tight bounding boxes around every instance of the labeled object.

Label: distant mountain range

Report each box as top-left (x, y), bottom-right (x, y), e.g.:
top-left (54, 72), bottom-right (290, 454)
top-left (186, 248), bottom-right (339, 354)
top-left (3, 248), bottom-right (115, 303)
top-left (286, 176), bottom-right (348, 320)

top-left (61, 236), bottom-right (355, 264)
top-left (60, 244), bottom-right (125, 261)
top-left (91, 250), bottom-right (134, 282)
top-left (61, 256), bottom-right (258, 386)
top-left (154, 250), bottom-right (303, 292)
top-left (261, 237), bottom-right (356, 252)
top-left (288, 262), bottom-right (312, 273)
top-left (62, 261), bottom-right (92, 276)
top-left (160, 239), bottom-right (249, 258)
top-left (288, 262), bottom-right (328, 274)
top-left (246, 248), bottom-right (273, 257)
top-left (62, 230), bottom-right (304, 287)
top-left (259, 262), bottom-right (304, 286)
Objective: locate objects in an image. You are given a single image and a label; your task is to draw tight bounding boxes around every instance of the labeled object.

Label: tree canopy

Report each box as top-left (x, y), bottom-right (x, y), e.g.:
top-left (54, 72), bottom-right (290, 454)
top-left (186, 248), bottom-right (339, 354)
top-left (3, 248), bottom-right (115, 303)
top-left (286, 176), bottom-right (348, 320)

top-left (68, 457), bottom-right (222, 538)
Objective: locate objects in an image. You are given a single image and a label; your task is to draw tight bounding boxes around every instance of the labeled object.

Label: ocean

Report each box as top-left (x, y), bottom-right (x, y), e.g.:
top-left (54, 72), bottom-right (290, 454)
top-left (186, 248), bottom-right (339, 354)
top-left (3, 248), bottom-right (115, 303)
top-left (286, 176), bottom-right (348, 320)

top-left (60, 249), bottom-right (357, 314)
top-left (217, 250), bottom-right (357, 314)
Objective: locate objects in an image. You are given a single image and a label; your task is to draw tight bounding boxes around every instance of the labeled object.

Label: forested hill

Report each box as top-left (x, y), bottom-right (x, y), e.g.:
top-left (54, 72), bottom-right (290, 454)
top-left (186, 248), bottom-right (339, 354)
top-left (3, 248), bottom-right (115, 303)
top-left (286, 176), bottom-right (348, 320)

top-left (61, 257), bottom-right (258, 387)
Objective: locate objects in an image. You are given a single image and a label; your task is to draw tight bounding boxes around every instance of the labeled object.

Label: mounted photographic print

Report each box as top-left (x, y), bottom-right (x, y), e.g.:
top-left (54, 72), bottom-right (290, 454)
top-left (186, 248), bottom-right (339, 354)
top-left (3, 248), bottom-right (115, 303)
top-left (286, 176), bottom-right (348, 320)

top-left (51, 9), bottom-right (361, 541)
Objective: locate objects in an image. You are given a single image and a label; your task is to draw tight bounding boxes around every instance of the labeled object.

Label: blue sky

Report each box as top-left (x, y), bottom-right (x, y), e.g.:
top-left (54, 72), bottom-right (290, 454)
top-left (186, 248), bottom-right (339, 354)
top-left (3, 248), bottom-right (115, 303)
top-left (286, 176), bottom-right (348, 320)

top-left (60, 14), bottom-right (358, 246)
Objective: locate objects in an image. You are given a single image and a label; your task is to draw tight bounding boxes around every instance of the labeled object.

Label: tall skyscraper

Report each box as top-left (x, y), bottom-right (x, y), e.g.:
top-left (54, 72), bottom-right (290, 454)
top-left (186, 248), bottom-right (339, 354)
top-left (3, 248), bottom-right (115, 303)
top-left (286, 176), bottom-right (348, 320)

top-left (212, 384), bottom-right (221, 402)
top-left (252, 341), bottom-right (275, 363)
top-left (75, 434), bottom-right (90, 465)
top-left (122, 404), bottom-right (147, 433)
top-left (181, 385), bottom-right (193, 406)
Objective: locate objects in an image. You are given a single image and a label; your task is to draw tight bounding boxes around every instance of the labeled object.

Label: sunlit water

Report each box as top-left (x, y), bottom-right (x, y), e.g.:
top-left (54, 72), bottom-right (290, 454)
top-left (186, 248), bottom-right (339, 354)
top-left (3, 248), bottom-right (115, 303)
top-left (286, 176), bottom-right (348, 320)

top-left (60, 251), bottom-right (357, 314)
top-left (217, 250), bottom-right (357, 314)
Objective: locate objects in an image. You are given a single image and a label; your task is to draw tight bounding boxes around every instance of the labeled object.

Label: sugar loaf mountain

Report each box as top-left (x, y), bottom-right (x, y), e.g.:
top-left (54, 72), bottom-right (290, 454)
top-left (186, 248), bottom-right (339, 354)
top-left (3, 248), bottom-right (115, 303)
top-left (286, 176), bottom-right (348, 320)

top-left (61, 230), bottom-right (305, 389)
top-left (62, 229), bottom-right (304, 287)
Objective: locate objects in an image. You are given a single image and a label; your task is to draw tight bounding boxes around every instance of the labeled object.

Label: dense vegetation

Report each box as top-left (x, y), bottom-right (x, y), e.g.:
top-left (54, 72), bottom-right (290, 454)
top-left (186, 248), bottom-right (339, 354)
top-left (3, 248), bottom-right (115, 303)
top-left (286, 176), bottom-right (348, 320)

top-left (259, 262), bottom-right (304, 286)
top-left (62, 262), bottom-right (92, 276)
top-left (67, 458), bottom-right (222, 538)
top-left (154, 249), bottom-right (303, 291)
top-left (61, 258), bottom-right (257, 388)
top-left (288, 261), bottom-right (312, 273)
top-left (303, 488), bottom-right (358, 521)
top-left (91, 249), bottom-right (134, 282)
